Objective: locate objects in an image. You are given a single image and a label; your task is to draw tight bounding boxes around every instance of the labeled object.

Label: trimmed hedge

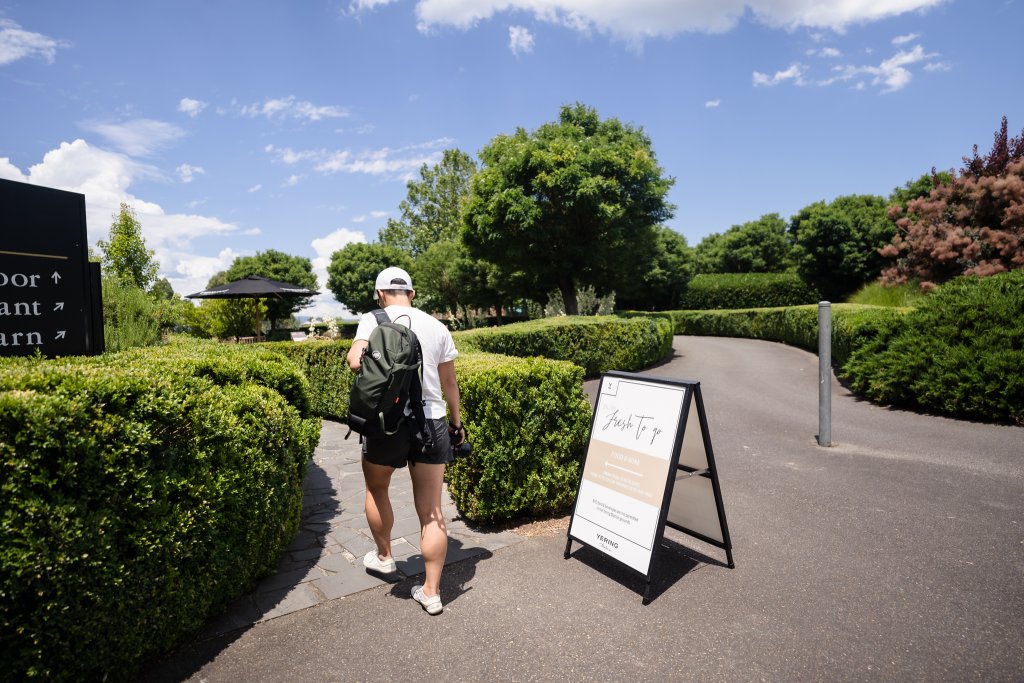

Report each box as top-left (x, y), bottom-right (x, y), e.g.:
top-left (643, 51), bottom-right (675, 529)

top-left (454, 315), bottom-right (672, 378)
top-left (258, 339), bottom-right (352, 421)
top-left (659, 304), bottom-right (905, 366)
top-left (0, 341), bottom-right (319, 682)
top-left (447, 353), bottom-right (592, 522)
top-left (843, 271), bottom-right (1024, 424)
top-left (679, 273), bottom-right (820, 310)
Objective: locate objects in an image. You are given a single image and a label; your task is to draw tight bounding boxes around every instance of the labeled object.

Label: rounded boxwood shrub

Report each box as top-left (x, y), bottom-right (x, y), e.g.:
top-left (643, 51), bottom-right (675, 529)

top-left (455, 315), bottom-right (672, 378)
top-left (447, 353), bottom-right (592, 522)
top-left (0, 343), bottom-right (319, 681)
top-left (842, 271), bottom-right (1024, 423)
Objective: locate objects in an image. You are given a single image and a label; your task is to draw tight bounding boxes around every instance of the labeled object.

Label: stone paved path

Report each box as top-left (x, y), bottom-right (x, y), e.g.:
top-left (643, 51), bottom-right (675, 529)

top-left (197, 419), bottom-right (523, 638)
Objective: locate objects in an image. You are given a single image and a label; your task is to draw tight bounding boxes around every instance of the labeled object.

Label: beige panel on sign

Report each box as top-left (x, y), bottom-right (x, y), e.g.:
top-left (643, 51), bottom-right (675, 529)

top-left (677, 397), bottom-right (708, 471)
top-left (666, 475), bottom-right (723, 544)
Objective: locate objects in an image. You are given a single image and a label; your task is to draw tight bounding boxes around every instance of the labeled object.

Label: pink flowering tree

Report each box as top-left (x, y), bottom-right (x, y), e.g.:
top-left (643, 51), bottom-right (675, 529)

top-left (881, 117), bottom-right (1024, 289)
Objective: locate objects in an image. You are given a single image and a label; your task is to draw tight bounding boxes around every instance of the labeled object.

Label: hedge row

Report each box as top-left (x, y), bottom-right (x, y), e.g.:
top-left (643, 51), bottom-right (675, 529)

top-left (658, 304), bottom-right (905, 367)
top-left (446, 353), bottom-right (592, 522)
top-left (258, 339), bottom-right (352, 420)
top-left (843, 271), bottom-right (1024, 424)
top-left (679, 272), bottom-right (820, 310)
top-left (0, 340), bottom-right (320, 682)
top-left (454, 315), bottom-right (673, 378)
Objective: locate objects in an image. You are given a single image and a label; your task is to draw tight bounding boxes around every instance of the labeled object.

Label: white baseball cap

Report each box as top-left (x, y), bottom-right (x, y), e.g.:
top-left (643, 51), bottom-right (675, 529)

top-left (373, 266), bottom-right (414, 298)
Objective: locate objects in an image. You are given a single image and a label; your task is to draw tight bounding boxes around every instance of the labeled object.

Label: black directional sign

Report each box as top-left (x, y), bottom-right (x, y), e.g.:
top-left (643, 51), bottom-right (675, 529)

top-left (0, 178), bottom-right (101, 357)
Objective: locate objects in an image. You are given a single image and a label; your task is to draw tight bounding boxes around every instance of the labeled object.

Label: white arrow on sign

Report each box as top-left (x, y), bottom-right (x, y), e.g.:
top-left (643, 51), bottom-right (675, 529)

top-left (54, 302), bottom-right (65, 311)
top-left (51, 271), bottom-right (62, 284)
top-left (55, 330), bottom-right (66, 340)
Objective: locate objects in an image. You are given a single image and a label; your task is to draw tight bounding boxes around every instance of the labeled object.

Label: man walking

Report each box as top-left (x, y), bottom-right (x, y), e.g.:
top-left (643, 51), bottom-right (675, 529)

top-left (346, 266), bottom-right (465, 615)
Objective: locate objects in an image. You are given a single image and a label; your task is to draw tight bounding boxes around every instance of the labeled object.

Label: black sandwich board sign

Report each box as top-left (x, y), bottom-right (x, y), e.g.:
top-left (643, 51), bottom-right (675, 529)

top-left (0, 178), bottom-right (104, 357)
top-left (565, 371), bottom-right (733, 603)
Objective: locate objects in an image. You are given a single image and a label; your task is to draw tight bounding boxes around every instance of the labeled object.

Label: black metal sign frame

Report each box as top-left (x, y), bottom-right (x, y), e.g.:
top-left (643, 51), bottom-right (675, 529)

top-left (0, 178), bottom-right (102, 357)
top-left (565, 371), bottom-right (734, 604)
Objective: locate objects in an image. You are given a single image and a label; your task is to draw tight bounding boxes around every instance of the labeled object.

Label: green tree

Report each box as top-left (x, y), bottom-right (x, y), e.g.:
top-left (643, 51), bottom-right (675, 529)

top-left (326, 243), bottom-right (413, 315)
top-left (463, 103), bottom-right (675, 315)
top-left (192, 271), bottom-right (267, 338)
top-left (694, 214), bottom-right (793, 274)
top-left (789, 195), bottom-right (894, 301)
top-left (224, 250), bottom-right (317, 327)
top-left (96, 203), bottom-right (158, 290)
top-left (412, 240), bottom-right (469, 317)
top-left (617, 226), bottom-right (694, 310)
top-left (888, 171), bottom-right (953, 210)
top-left (379, 149), bottom-right (477, 257)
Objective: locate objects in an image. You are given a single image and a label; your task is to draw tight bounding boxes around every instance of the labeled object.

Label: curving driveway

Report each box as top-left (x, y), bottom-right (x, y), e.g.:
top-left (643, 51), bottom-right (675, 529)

top-left (142, 336), bottom-right (1024, 682)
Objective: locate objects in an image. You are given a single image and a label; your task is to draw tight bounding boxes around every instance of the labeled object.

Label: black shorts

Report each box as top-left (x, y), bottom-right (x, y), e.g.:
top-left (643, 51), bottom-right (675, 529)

top-left (362, 417), bottom-right (453, 469)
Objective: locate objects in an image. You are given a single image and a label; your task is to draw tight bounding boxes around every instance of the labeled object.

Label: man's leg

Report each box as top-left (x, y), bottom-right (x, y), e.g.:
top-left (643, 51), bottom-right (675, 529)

top-left (362, 458), bottom-right (396, 561)
top-left (409, 462), bottom-right (448, 597)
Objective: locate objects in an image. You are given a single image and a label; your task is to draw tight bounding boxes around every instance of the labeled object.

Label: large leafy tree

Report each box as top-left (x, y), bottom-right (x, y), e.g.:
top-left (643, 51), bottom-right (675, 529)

top-left (789, 194), bottom-right (894, 301)
top-left (193, 271), bottom-right (267, 338)
top-left (881, 116), bottom-right (1024, 288)
top-left (617, 226), bottom-right (694, 310)
top-left (379, 149), bottom-right (477, 257)
top-left (224, 250), bottom-right (317, 327)
top-left (326, 243), bottom-right (413, 315)
top-left (97, 203), bottom-right (158, 291)
top-left (694, 213), bottom-right (792, 274)
top-left (463, 103), bottom-right (675, 315)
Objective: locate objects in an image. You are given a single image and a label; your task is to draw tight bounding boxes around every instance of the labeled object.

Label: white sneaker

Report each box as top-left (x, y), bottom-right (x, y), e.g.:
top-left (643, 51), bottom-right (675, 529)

top-left (363, 550), bottom-right (396, 574)
top-left (411, 585), bottom-right (443, 615)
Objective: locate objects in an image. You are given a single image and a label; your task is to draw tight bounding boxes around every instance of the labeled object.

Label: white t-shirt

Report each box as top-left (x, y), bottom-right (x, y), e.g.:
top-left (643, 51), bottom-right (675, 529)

top-left (354, 305), bottom-right (458, 420)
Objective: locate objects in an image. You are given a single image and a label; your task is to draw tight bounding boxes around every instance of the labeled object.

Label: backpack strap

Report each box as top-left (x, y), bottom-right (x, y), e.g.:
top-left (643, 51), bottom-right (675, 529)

top-left (371, 309), bottom-right (390, 325)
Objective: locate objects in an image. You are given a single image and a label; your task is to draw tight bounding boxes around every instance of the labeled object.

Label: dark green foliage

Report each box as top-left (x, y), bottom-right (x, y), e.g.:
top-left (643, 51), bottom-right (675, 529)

top-left (463, 102), bottom-right (675, 314)
top-left (616, 226), bottom-right (694, 311)
top-left (0, 340), bottom-right (319, 681)
top-left (455, 315), bottom-right (673, 378)
top-left (101, 275), bottom-right (161, 351)
top-left (446, 354), bottom-right (591, 522)
top-left (224, 250), bottom-right (318, 326)
top-left (258, 340), bottom-right (353, 421)
top-left (790, 194), bottom-right (894, 301)
top-left (679, 273), bottom-right (820, 310)
top-left (664, 304), bottom-right (904, 366)
top-left (843, 271), bottom-right (1024, 423)
top-left (693, 213), bottom-right (793, 274)
top-left (326, 242), bottom-right (413, 315)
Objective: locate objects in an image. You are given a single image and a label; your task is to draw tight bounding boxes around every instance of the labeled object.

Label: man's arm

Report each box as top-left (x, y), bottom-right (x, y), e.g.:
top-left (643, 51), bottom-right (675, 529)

top-left (347, 339), bottom-right (368, 371)
top-left (438, 360), bottom-right (464, 444)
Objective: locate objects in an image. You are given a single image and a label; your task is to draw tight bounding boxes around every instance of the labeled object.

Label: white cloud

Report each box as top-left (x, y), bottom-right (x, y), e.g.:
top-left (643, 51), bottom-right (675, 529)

top-left (753, 64), bottom-right (805, 87)
top-left (924, 61), bottom-right (951, 72)
top-left (704, 99), bottom-right (720, 108)
top-left (409, 0), bottom-right (946, 43)
top-left (0, 19), bottom-right (67, 66)
top-left (284, 174), bottom-right (302, 187)
top-left (265, 144), bottom-right (321, 165)
top-left (306, 228), bottom-right (369, 319)
top-left (241, 96), bottom-right (349, 122)
top-left (1, 139), bottom-right (243, 297)
top-left (80, 119), bottom-right (186, 157)
top-left (178, 97), bottom-right (207, 118)
top-left (352, 210), bottom-right (389, 223)
top-left (264, 137), bottom-right (454, 180)
top-left (892, 32), bottom-right (920, 44)
top-left (176, 163), bottom-right (205, 183)
top-left (821, 44), bottom-right (937, 92)
top-left (248, 183), bottom-right (263, 193)
top-left (811, 47), bottom-right (842, 58)
top-left (509, 25), bottom-right (535, 55)
top-left (167, 247), bottom-right (244, 298)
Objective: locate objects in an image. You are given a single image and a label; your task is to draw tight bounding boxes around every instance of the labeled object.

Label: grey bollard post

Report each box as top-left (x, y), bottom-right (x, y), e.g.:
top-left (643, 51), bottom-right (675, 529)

top-left (817, 301), bottom-right (832, 446)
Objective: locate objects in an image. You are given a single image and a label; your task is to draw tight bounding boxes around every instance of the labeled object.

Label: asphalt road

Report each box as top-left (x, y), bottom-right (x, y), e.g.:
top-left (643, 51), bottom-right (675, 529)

top-left (140, 336), bottom-right (1024, 682)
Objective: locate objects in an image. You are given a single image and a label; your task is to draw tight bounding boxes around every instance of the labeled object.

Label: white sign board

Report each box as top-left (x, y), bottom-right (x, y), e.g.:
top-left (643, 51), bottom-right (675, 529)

top-left (569, 375), bottom-right (688, 575)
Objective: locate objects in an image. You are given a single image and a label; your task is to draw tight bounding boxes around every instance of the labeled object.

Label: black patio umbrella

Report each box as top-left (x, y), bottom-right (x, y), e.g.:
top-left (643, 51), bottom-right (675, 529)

top-left (186, 274), bottom-right (319, 341)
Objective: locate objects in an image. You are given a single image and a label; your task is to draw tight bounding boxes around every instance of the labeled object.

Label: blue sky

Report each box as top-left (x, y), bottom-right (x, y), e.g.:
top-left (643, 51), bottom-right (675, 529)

top-left (1, 0), bottom-right (1020, 318)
